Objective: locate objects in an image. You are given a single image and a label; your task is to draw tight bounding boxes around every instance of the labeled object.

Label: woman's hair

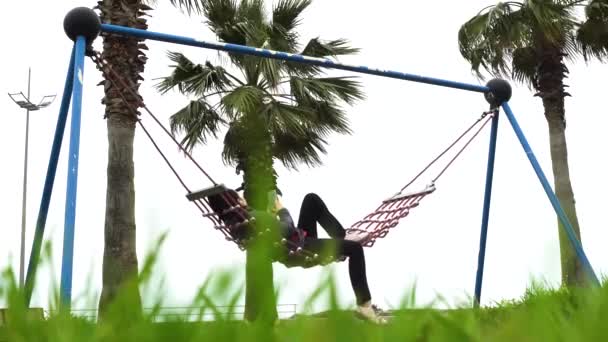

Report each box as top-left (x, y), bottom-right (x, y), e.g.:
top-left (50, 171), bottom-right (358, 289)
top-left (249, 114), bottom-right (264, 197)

top-left (206, 189), bottom-right (252, 242)
top-left (207, 189), bottom-right (242, 223)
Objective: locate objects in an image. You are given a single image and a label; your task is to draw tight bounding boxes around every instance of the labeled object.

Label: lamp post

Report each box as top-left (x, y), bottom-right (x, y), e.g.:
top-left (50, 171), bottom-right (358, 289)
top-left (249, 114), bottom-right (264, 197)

top-left (8, 68), bottom-right (56, 288)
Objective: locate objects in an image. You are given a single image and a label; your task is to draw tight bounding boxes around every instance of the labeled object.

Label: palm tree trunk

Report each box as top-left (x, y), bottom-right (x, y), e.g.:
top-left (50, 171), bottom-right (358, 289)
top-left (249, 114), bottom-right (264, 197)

top-left (239, 114), bottom-right (279, 323)
top-left (537, 46), bottom-right (586, 286)
top-left (99, 117), bottom-right (142, 317)
top-left (97, 0), bottom-right (149, 317)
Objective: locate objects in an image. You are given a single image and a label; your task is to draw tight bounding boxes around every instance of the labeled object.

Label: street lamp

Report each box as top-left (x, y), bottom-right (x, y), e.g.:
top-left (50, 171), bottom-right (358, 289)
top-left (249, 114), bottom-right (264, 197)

top-left (8, 68), bottom-right (56, 288)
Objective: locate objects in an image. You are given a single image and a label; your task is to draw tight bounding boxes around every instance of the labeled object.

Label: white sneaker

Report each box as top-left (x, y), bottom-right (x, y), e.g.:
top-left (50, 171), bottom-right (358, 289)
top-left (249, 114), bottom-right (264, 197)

top-left (356, 303), bottom-right (388, 324)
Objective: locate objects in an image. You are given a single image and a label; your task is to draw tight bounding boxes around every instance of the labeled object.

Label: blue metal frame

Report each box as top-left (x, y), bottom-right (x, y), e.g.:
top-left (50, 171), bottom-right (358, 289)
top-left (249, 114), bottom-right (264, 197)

top-left (27, 18), bottom-right (599, 308)
top-left (24, 46), bottom-right (76, 305)
top-left (59, 36), bottom-right (88, 307)
top-left (475, 110), bottom-right (500, 306)
top-left (501, 102), bottom-right (599, 286)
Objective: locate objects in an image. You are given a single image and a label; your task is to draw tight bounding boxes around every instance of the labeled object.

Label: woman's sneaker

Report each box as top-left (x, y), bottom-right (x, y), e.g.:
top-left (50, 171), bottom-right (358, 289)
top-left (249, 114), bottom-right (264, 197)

top-left (356, 303), bottom-right (388, 324)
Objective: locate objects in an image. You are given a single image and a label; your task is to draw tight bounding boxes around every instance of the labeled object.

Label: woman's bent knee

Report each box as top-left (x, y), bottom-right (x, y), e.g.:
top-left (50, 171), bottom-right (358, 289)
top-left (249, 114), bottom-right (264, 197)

top-left (304, 193), bottom-right (321, 202)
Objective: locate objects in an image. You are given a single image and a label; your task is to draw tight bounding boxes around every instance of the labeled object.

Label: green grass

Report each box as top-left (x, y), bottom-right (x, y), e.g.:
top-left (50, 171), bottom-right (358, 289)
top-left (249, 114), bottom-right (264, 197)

top-left (2, 283), bottom-right (608, 341)
top-left (2, 239), bottom-right (607, 341)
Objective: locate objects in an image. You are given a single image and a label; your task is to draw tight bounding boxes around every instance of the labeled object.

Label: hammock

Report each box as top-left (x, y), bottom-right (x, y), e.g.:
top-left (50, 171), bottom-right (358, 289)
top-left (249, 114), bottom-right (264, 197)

top-left (90, 51), bottom-right (496, 267)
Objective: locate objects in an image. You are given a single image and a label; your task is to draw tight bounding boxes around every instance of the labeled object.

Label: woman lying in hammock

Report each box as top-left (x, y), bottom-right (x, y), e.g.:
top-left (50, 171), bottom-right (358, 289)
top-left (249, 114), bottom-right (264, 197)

top-left (208, 189), bottom-right (386, 324)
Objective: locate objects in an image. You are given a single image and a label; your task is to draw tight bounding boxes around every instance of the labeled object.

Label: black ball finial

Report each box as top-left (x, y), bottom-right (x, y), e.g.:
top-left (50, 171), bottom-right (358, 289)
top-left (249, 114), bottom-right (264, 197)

top-left (63, 7), bottom-right (101, 44)
top-left (484, 78), bottom-right (512, 108)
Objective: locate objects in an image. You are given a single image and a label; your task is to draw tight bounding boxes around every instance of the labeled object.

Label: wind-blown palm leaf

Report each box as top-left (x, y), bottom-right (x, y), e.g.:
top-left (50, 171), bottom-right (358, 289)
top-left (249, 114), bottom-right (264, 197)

top-left (577, 0), bottom-right (608, 60)
top-left (301, 38), bottom-right (360, 57)
top-left (301, 99), bottom-right (352, 136)
top-left (202, 0), bottom-right (245, 45)
top-left (156, 52), bottom-right (235, 96)
top-left (258, 44), bottom-right (283, 89)
top-left (167, 0), bottom-right (204, 14)
top-left (272, 129), bottom-right (327, 169)
top-left (290, 76), bottom-right (365, 105)
top-left (272, 0), bottom-right (312, 32)
top-left (512, 46), bottom-right (538, 86)
top-left (236, 0), bottom-right (267, 27)
top-left (459, 1), bottom-right (584, 82)
top-left (459, 2), bottom-right (528, 79)
top-left (287, 38), bottom-right (360, 76)
top-left (221, 86), bottom-right (265, 118)
top-left (169, 100), bottom-right (226, 151)
top-left (221, 122), bottom-right (245, 166)
top-left (201, 0), bottom-right (238, 28)
top-left (265, 101), bottom-right (314, 136)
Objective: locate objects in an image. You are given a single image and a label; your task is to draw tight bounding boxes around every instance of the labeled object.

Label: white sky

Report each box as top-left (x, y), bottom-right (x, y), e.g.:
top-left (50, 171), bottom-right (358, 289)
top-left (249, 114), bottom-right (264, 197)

top-left (1, 0), bottom-right (606, 314)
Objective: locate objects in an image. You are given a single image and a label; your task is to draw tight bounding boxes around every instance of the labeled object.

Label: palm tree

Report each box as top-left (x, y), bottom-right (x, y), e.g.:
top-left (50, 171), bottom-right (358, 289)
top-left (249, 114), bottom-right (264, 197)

top-left (458, 0), bottom-right (608, 287)
top-left (156, 0), bottom-right (364, 322)
top-left (96, 0), bottom-right (206, 318)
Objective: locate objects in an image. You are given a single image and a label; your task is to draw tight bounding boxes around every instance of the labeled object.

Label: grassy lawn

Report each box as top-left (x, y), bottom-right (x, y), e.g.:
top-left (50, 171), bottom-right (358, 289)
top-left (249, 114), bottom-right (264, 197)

top-left (1, 281), bottom-right (607, 341)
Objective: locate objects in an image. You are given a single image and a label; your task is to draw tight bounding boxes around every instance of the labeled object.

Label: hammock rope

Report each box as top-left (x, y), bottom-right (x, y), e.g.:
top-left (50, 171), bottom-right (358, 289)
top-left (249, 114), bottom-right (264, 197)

top-left (345, 110), bottom-right (495, 246)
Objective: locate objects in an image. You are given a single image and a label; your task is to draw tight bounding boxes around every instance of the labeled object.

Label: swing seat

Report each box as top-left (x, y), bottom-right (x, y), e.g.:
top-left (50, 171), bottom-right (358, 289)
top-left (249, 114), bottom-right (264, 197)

top-left (186, 184), bottom-right (229, 201)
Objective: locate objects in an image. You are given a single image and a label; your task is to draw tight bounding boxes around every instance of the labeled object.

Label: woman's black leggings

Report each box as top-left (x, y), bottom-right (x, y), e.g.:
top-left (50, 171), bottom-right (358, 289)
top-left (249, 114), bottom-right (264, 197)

top-left (296, 193), bottom-right (372, 305)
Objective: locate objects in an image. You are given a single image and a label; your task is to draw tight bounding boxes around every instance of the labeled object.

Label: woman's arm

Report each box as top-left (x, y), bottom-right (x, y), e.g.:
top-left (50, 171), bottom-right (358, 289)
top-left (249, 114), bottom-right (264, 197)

top-left (273, 195), bottom-right (298, 238)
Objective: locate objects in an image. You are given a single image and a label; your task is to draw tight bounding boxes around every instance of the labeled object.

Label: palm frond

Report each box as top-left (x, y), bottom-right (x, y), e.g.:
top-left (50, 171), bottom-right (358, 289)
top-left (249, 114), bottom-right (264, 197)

top-left (301, 100), bottom-right (352, 136)
top-left (236, 0), bottom-right (267, 27)
top-left (221, 86), bottom-right (265, 118)
top-left (202, 0), bottom-right (238, 27)
top-left (272, 129), bottom-right (327, 169)
top-left (221, 123), bottom-right (243, 166)
top-left (302, 38), bottom-right (360, 57)
top-left (459, 2), bottom-right (530, 80)
top-left (156, 52), bottom-right (235, 96)
top-left (265, 100), bottom-right (313, 136)
top-left (202, 0), bottom-right (244, 43)
top-left (511, 46), bottom-right (538, 87)
top-left (258, 56), bottom-right (283, 89)
top-left (577, 0), bottom-right (608, 60)
top-left (264, 95), bottom-right (352, 141)
top-left (527, 0), bottom-right (578, 43)
top-left (287, 38), bottom-right (360, 76)
top-left (167, 0), bottom-right (204, 14)
top-left (272, 0), bottom-right (312, 32)
top-left (290, 76), bottom-right (364, 105)
top-left (169, 100), bottom-right (227, 151)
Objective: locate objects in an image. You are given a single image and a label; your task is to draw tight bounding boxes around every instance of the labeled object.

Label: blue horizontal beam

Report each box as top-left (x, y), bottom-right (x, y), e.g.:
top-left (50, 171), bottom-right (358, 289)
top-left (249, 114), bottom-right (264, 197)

top-left (100, 23), bottom-right (489, 94)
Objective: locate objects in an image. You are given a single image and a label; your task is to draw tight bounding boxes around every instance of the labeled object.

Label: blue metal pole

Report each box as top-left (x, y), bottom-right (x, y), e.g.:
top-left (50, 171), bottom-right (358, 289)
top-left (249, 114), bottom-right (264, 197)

top-left (100, 23), bottom-right (489, 94)
top-left (24, 47), bottom-right (76, 305)
top-left (501, 102), bottom-right (599, 286)
top-left (59, 36), bottom-right (87, 308)
top-left (474, 110), bottom-right (500, 307)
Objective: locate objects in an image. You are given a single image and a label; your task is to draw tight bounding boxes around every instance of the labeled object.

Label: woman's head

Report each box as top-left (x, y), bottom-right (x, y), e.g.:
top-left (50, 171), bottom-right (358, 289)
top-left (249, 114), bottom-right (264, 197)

top-left (207, 189), bottom-right (240, 219)
top-left (207, 189), bottom-right (251, 241)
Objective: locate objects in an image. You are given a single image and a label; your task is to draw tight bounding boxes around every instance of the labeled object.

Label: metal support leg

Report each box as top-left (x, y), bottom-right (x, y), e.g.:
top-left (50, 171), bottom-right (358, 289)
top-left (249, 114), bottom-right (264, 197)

top-left (474, 110), bottom-right (500, 307)
top-left (60, 36), bottom-right (88, 308)
top-left (501, 102), bottom-right (599, 286)
top-left (24, 47), bottom-right (76, 306)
